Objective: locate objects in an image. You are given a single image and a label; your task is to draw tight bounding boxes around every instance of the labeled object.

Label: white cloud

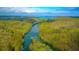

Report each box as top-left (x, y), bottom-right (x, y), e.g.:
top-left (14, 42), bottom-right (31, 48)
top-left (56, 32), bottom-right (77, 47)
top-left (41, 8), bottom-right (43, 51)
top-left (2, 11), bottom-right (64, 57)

top-left (17, 9), bottom-right (37, 13)
top-left (10, 7), bottom-right (49, 13)
top-left (12, 8), bottom-right (70, 13)
top-left (0, 7), bottom-right (74, 14)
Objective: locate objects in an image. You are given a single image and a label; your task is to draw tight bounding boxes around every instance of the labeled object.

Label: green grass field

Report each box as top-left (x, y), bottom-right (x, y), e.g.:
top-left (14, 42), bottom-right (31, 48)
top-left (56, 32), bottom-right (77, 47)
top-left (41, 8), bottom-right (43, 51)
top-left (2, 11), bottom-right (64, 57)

top-left (0, 17), bottom-right (79, 51)
top-left (39, 17), bottom-right (79, 51)
top-left (0, 20), bottom-right (32, 51)
top-left (29, 39), bottom-right (52, 51)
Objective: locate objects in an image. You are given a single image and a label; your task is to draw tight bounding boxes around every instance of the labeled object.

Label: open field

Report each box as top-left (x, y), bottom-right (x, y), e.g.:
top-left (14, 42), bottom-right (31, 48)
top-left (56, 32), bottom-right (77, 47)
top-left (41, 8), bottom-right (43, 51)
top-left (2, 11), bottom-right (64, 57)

top-left (0, 17), bottom-right (79, 51)
top-left (0, 20), bottom-right (32, 51)
top-left (29, 39), bottom-right (52, 51)
top-left (39, 17), bottom-right (79, 51)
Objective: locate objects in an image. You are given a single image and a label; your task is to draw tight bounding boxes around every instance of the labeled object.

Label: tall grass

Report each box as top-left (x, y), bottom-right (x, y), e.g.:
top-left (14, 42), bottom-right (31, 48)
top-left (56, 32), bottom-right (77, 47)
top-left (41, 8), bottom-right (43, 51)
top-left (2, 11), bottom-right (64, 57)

top-left (0, 20), bottom-right (32, 51)
top-left (39, 17), bottom-right (79, 51)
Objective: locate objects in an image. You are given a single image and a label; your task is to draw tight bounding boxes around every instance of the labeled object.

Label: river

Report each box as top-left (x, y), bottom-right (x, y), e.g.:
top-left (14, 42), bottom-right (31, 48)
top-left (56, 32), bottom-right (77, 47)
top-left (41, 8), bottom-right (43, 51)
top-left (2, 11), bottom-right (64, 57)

top-left (23, 23), bottom-right (40, 51)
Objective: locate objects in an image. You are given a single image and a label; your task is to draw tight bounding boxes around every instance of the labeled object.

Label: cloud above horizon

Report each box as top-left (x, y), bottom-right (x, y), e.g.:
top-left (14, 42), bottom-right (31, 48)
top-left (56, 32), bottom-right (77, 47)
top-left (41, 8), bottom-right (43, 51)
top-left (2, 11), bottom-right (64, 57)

top-left (0, 7), bottom-right (79, 16)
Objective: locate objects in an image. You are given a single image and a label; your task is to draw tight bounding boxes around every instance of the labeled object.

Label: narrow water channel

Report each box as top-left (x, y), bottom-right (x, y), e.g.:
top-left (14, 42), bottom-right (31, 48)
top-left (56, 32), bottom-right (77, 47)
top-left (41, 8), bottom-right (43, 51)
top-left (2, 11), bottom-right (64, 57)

top-left (23, 23), bottom-right (40, 51)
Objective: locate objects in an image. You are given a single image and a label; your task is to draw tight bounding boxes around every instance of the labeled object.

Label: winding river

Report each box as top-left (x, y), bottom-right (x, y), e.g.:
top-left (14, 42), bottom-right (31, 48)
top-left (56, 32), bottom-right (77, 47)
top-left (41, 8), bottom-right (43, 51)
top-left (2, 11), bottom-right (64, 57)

top-left (23, 20), bottom-right (54, 51)
top-left (23, 23), bottom-right (40, 51)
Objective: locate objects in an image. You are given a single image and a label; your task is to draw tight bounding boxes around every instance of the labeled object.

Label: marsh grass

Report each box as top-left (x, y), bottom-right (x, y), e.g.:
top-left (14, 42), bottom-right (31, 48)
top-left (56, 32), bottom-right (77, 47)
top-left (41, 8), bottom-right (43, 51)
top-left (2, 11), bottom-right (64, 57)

top-left (39, 17), bottom-right (79, 51)
top-left (0, 20), bottom-right (32, 51)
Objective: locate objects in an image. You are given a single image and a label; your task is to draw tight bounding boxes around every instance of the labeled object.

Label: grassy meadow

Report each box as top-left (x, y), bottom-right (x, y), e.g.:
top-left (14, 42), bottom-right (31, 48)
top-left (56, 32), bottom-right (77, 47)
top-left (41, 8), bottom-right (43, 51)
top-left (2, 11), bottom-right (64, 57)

top-left (0, 20), bottom-right (32, 51)
top-left (0, 17), bottom-right (79, 51)
top-left (39, 17), bottom-right (79, 51)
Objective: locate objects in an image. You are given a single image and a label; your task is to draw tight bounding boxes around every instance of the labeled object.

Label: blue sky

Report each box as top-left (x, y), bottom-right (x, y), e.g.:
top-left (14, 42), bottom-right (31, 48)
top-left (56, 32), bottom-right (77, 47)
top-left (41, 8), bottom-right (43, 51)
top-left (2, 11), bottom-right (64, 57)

top-left (0, 7), bottom-right (79, 16)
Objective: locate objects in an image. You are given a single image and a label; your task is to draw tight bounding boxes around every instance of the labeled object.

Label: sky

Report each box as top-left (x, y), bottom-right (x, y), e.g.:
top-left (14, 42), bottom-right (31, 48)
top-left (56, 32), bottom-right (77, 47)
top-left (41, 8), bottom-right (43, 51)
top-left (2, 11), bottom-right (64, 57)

top-left (0, 7), bottom-right (79, 16)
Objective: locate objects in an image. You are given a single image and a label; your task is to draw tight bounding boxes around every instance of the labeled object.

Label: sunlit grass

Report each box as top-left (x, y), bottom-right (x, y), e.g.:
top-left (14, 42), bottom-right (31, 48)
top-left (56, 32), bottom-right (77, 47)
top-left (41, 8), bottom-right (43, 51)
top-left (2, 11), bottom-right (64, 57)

top-left (0, 20), bottom-right (32, 51)
top-left (29, 38), bottom-right (52, 51)
top-left (39, 17), bottom-right (79, 51)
